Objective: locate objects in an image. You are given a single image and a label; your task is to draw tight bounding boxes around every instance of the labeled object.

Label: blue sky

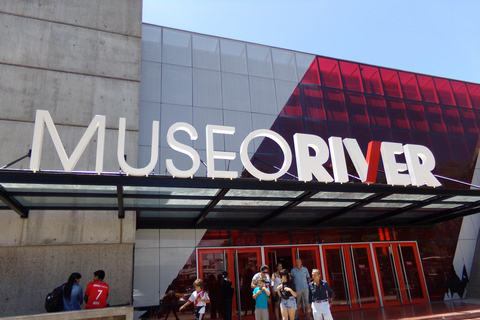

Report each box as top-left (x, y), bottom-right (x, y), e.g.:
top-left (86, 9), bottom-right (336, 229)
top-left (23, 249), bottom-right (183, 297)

top-left (142, 0), bottom-right (480, 84)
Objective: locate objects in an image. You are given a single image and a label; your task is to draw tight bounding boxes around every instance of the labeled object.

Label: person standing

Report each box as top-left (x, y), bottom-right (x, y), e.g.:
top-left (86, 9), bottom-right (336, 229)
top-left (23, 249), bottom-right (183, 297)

top-left (84, 270), bottom-right (109, 309)
top-left (291, 259), bottom-right (310, 319)
top-left (252, 278), bottom-right (270, 320)
top-left (180, 279), bottom-right (210, 320)
top-left (251, 265), bottom-right (271, 289)
top-left (63, 272), bottom-right (83, 311)
top-left (271, 263), bottom-right (283, 320)
top-left (220, 271), bottom-right (234, 320)
top-left (308, 269), bottom-right (333, 320)
top-left (277, 269), bottom-right (297, 320)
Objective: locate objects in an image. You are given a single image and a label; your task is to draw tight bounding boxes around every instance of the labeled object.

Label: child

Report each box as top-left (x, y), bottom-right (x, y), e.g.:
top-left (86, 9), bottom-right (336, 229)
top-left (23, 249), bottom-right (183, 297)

top-left (252, 278), bottom-right (270, 320)
top-left (180, 279), bottom-right (210, 320)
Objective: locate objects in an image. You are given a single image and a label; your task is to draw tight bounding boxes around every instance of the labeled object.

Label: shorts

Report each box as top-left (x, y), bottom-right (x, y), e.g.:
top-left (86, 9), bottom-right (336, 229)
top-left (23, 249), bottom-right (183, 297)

top-left (280, 297), bottom-right (297, 309)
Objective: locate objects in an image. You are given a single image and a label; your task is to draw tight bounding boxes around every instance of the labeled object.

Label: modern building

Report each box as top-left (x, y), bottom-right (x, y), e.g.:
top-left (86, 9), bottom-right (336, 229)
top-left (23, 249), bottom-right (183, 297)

top-left (1, 1), bottom-right (480, 319)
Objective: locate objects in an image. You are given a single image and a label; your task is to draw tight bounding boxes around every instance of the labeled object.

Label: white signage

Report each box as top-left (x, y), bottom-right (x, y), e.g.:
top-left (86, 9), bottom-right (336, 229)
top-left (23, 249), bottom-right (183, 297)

top-left (30, 110), bottom-right (441, 187)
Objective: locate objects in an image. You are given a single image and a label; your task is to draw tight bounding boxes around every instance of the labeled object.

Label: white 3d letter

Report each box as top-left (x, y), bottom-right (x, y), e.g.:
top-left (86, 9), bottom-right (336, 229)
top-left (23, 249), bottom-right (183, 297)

top-left (206, 125), bottom-right (237, 179)
top-left (329, 136), bottom-right (348, 183)
top-left (30, 110), bottom-right (105, 173)
top-left (381, 142), bottom-right (411, 186)
top-left (404, 144), bottom-right (441, 187)
top-left (166, 122), bottom-right (201, 178)
top-left (294, 133), bottom-right (333, 182)
top-left (240, 129), bottom-right (292, 181)
top-left (118, 118), bottom-right (159, 176)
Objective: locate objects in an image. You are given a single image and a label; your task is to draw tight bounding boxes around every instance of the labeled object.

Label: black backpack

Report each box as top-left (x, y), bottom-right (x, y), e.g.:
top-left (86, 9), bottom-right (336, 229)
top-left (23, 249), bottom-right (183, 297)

top-left (45, 285), bottom-right (63, 312)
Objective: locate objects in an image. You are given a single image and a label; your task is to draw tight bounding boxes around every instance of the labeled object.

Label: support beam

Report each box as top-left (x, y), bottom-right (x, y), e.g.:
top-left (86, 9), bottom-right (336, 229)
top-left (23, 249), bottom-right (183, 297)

top-left (117, 185), bottom-right (125, 219)
top-left (193, 188), bottom-right (229, 226)
top-left (0, 185), bottom-right (28, 218)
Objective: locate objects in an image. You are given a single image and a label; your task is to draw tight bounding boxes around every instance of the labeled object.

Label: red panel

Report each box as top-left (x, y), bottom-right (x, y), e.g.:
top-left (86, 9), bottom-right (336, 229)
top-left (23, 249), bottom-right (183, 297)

top-left (406, 101), bottom-right (429, 131)
top-left (361, 65), bottom-right (384, 95)
top-left (424, 104), bottom-right (447, 133)
top-left (380, 68), bottom-right (403, 98)
top-left (442, 106), bottom-right (464, 135)
top-left (386, 98), bottom-right (410, 129)
top-left (340, 61), bottom-right (363, 92)
top-left (291, 229), bottom-right (320, 244)
top-left (366, 96), bottom-right (390, 127)
top-left (262, 230), bottom-right (291, 245)
top-left (449, 136), bottom-right (472, 167)
top-left (279, 116), bottom-right (305, 150)
top-left (230, 230), bottom-right (261, 246)
top-left (392, 130), bottom-right (413, 144)
top-left (280, 86), bottom-right (302, 117)
top-left (328, 122), bottom-right (351, 138)
top-left (301, 58), bottom-right (321, 85)
top-left (430, 135), bottom-right (453, 166)
top-left (417, 75), bottom-right (439, 103)
top-left (300, 85), bottom-right (325, 120)
top-left (458, 108), bottom-right (480, 136)
top-left (318, 57), bottom-right (343, 89)
top-left (323, 88), bottom-right (348, 122)
top-left (451, 80), bottom-right (472, 108)
top-left (305, 119), bottom-right (329, 139)
top-left (434, 78), bottom-right (456, 106)
top-left (198, 230), bottom-right (229, 247)
top-left (345, 92), bottom-right (369, 125)
top-left (399, 71), bottom-right (421, 100)
top-left (468, 83), bottom-right (480, 109)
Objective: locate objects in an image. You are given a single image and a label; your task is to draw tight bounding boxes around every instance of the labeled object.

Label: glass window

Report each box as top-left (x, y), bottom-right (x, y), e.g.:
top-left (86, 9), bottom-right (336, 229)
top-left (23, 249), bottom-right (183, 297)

top-left (345, 92), bottom-right (369, 125)
top-left (449, 136), bottom-right (472, 168)
top-left (406, 101), bottom-right (429, 131)
top-left (318, 57), bottom-right (343, 89)
top-left (220, 39), bottom-right (247, 74)
top-left (430, 135), bottom-right (453, 167)
top-left (300, 85), bottom-right (325, 120)
top-left (140, 61), bottom-right (161, 103)
top-left (458, 108), bottom-right (479, 136)
top-left (324, 89), bottom-right (348, 122)
top-left (435, 220), bottom-right (459, 240)
top-left (386, 98), bottom-right (410, 129)
top-left (161, 64), bottom-right (192, 105)
top-left (424, 104), bottom-right (447, 133)
top-left (193, 68), bottom-right (222, 109)
top-left (198, 230), bottom-right (230, 246)
top-left (249, 76), bottom-right (277, 115)
top-left (442, 106), bottom-right (464, 135)
top-left (272, 48), bottom-right (297, 81)
top-left (328, 122), bottom-right (351, 139)
top-left (380, 68), bottom-right (402, 98)
top-left (366, 96), bottom-right (390, 127)
top-left (305, 119), bottom-right (329, 139)
top-left (280, 86), bottom-right (302, 117)
top-left (222, 73), bottom-right (251, 112)
top-left (468, 83), bottom-right (480, 109)
top-left (246, 44), bottom-right (273, 78)
top-left (162, 28), bottom-right (192, 67)
top-left (279, 116), bottom-right (305, 150)
top-left (230, 230), bottom-right (261, 246)
top-left (399, 71), bottom-right (421, 100)
top-left (360, 65), bottom-right (384, 95)
top-left (450, 80), bottom-right (472, 108)
top-left (340, 61), bottom-right (363, 92)
top-left (300, 57), bottom-right (321, 85)
top-left (417, 75), bottom-right (439, 103)
top-left (192, 34), bottom-right (220, 71)
top-left (291, 229), bottom-right (320, 244)
top-left (434, 78), bottom-right (456, 106)
top-left (415, 227), bottom-right (436, 241)
top-left (262, 230), bottom-right (291, 245)
top-left (142, 24), bottom-right (162, 62)
top-left (319, 229), bottom-right (342, 243)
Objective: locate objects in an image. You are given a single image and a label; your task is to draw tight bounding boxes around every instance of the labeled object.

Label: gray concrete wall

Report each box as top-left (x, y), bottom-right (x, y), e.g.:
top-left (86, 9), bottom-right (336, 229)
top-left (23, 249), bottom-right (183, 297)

top-left (0, 0), bottom-right (142, 317)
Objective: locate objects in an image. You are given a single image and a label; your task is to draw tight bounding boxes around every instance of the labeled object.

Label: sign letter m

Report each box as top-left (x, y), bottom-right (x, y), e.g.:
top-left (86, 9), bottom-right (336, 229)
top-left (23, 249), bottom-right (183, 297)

top-left (30, 110), bottom-right (106, 173)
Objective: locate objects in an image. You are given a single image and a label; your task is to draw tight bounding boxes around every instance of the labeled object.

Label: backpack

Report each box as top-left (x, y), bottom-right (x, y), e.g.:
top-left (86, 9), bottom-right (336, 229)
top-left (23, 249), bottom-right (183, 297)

top-left (45, 285), bottom-right (63, 312)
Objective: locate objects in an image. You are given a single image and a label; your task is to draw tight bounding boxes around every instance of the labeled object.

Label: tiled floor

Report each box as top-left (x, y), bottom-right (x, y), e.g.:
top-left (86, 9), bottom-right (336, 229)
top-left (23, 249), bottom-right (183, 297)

top-left (331, 299), bottom-right (480, 320)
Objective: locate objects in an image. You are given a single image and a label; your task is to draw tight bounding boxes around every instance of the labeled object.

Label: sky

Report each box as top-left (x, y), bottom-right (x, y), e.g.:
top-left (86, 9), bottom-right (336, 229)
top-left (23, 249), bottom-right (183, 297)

top-left (142, 0), bottom-right (480, 84)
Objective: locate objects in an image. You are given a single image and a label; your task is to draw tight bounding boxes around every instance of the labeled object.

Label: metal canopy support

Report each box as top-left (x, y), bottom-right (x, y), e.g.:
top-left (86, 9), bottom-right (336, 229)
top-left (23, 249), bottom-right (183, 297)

top-left (311, 193), bottom-right (387, 227)
top-left (193, 188), bottom-right (229, 227)
top-left (117, 185), bottom-right (125, 219)
top-left (364, 195), bottom-right (453, 225)
top-left (411, 199), bottom-right (480, 225)
top-left (0, 186), bottom-right (28, 218)
top-left (256, 191), bottom-right (318, 227)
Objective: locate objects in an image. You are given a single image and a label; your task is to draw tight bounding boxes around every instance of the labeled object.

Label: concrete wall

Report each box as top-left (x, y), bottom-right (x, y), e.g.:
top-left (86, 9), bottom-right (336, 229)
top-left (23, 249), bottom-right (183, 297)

top-left (0, 0), bottom-right (142, 317)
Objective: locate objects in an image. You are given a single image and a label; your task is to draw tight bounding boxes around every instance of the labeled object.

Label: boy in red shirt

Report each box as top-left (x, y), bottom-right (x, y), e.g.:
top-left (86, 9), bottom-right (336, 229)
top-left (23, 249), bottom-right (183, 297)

top-left (84, 270), bottom-right (110, 309)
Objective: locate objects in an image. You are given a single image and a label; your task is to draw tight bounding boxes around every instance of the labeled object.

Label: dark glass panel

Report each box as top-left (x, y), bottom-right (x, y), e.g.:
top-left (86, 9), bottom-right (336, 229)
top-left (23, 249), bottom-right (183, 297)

top-left (392, 227), bottom-right (415, 241)
top-left (291, 229), bottom-right (320, 244)
top-left (424, 104), bottom-right (447, 133)
top-left (386, 98), bottom-right (410, 129)
top-left (328, 122), bottom-right (351, 139)
top-left (350, 126), bottom-right (373, 154)
top-left (371, 227), bottom-right (394, 241)
top-left (412, 132), bottom-right (433, 151)
top-left (450, 80), bottom-right (472, 108)
top-left (468, 83), bottom-right (480, 109)
top-left (430, 135), bottom-right (454, 167)
top-left (279, 116), bottom-right (305, 151)
top-left (323, 88), bottom-right (348, 122)
top-left (449, 136), bottom-right (472, 168)
top-left (399, 246), bottom-right (424, 299)
top-left (301, 58), bottom-right (321, 85)
top-left (366, 95), bottom-right (390, 127)
top-left (417, 241), bottom-right (443, 301)
top-left (406, 101), bottom-right (429, 131)
top-left (434, 78), bottom-right (456, 106)
top-left (380, 68), bottom-right (403, 98)
top-left (343, 228), bottom-right (370, 242)
top-left (417, 75), bottom-right (439, 103)
top-left (426, 265), bottom-right (447, 302)
top-left (458, 108), bottom-right (480, 136)
top-left (458, 168), bottom-right (474, 189)
top-left (300, 85), bottom-right (326, 120)
top-left (230, 230), bottom-right (261, 246)
top-left (305, 119), bottom-right (329, 139)
top-left (262, 230), bottom-right (291, 245)
top-left (319, 229), bottom-right (342, 243)
top-left (399, 71), bottom-right (421, 100)
top-left (280, 86), bottom-right (302, 117)
top-left (324, 248), bottom-right (349, 307)
top-left (249, 154), bottom-right (286, 177)
top-left (170, 251), bottom-right (197, 298)
top-left (340, 61), bottom-right (363, 92)
top-left (360, 65), bottom-right (384, 95)
top-left (415, 227), bottom-right (436, 241)
top-left (442, 106), bottom-right (464, 135)
top-left (392, 130), bottom-right (413, 144)
top-left (198, 230), bottom-right (230, 246)
top-left (435, 167), bottom-right (459, 189)
top-left (351, 247), bottom-right (377, 304)
top-left (435, 220), bottom-right (459, 240)
top-left (318, 57), bottom-right (343, 89)
top-left (375, 246), bottom-right (402, 303)
top-left (371, 127), bottom-right (393, 143)
top-left (345, 92), bottom-right (369, 125)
